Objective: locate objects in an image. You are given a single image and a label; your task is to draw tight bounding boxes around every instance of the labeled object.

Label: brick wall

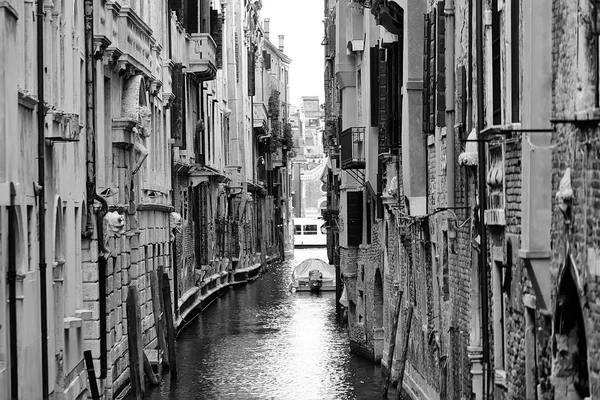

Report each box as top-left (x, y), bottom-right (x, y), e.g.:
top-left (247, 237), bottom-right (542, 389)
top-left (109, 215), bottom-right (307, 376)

top-left (548, 0), bottom-right (599, 398)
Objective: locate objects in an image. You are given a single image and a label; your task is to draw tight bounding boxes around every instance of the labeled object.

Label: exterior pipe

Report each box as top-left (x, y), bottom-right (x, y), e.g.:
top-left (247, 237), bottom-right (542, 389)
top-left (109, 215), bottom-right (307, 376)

top-left (84, 0), bottom-right (109, 380)
top-left (95, 194), bottom-right (109, 379)
top-left (445, 0), bottom-right (455, 208)
top-left (8, 183), bottom-right (18, 399)
top-left (475, 0), bottom-right (490, 398)
top-left (37, 1), bottom-right (50, 398)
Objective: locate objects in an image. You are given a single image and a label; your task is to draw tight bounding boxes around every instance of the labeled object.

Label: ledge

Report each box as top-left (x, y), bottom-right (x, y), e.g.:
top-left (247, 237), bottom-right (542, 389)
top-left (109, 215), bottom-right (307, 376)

top-left (76, 309), bottom-right (93, 320)
top-left (484, 209), bottom-right (505, 226)
top-left (494, 369), bottom-right (507, 388)
top-left (64, 317), bottom-right (83, 330)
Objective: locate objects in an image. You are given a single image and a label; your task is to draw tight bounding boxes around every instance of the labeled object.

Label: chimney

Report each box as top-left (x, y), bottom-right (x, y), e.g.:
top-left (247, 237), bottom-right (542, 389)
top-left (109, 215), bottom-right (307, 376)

top-left (264, 18), bottom-right (270, 41)
top-left (278, 35), bottom-right (284, 52)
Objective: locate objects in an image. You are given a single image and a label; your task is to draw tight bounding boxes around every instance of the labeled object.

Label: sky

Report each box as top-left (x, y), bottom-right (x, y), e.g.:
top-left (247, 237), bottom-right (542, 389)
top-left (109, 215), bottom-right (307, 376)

top-left (260, 0), bottom-right (325, 106)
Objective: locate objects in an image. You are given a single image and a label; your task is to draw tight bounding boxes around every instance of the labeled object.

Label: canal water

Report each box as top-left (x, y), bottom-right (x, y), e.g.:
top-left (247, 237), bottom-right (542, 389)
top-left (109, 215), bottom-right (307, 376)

top-left (141, 247), bottom-right (391, 400)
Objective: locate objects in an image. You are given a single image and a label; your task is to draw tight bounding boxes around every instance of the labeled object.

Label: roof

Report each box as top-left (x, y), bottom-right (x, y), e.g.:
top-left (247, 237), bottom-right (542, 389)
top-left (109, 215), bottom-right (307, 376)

top-left (263, 38), bottom-right (292, 64)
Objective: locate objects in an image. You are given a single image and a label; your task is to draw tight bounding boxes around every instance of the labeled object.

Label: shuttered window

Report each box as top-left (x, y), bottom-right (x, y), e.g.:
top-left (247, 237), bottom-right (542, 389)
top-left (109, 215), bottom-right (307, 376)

top-left (423, 11), bottom-right (435, 134)
top-left (248, 49), bottom-right (256, 96)
top-left (378, 47), bottom-right (388, 153)
top-left (510, 0), bottom-right (520, 122)
top-left (347, 191), bottom-right (363, 247)
top-left (436, 1), bottom-right (446, 127)
top-left (492, 0), bottom-right (501, 125)
top-left (370, 46), bottom-right (379, 128)
top-left (211, 8), bottom-right (223, 68)
top-left (423, 3), bottom-right (446, 134)
top-left (386, 42), bottom-right (401, 150)
top-left (456, 65), bottom-right (467, 129)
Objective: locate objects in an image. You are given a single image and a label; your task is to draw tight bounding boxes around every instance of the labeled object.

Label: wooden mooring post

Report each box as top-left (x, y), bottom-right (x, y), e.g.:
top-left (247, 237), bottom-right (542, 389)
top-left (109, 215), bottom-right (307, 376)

top-left (150, 269), bottom-right (168, 370)
top-left (382, 291), bottom-right (403, 399)
top-left (126, 285), bottom-right (145, 400)
top-left (395, 305), bottom-right (414, 400)
top-left (161, 269), bottom-right (178, 379)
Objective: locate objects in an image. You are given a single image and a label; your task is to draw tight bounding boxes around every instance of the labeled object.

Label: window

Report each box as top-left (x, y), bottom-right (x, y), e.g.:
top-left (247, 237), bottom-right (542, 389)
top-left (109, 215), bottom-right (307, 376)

top-left (303, 225), bottom-right (317, 235)
top-left (510, 0), bottom-right (520, 122)
top-left (491, 0), bottom-right (501, 125)
top-left (493, 259), bottom-right (507, 379)
top-left (422, 2), bottom-right (445, 134)
top-left (347, 191), bottom-right (363, 246)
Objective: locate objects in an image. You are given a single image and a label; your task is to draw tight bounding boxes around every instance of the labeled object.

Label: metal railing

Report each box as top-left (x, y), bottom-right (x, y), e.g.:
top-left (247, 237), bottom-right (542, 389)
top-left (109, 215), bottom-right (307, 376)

top-left (340, 127), bottom-right (366, 169)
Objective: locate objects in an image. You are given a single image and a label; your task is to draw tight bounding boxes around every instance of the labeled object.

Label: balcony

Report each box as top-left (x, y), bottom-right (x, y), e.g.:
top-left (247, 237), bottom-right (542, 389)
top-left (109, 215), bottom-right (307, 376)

top-left (340, 127), bottom-right (365, 169)
top-left (253, 102), bottom-right (268, 129)
top-left (188, 33), bottom-right (217, 81)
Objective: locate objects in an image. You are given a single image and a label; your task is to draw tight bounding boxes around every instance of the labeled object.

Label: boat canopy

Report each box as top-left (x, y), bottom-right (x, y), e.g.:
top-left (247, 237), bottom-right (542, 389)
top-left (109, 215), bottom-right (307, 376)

top-left (292, 258), bottom-right (335, 280)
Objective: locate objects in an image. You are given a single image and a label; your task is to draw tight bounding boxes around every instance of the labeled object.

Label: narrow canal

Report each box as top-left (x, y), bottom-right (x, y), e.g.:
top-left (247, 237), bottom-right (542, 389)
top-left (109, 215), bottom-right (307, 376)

top-left (143, 248), bottom-right (387, 399)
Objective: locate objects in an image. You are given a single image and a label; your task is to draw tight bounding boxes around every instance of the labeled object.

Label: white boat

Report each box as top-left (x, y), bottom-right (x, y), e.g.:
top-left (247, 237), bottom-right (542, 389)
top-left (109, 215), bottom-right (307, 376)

top-left (293, 217), bottom-right (326, 247)
top-left (291, 258), bottom-right (336, 292)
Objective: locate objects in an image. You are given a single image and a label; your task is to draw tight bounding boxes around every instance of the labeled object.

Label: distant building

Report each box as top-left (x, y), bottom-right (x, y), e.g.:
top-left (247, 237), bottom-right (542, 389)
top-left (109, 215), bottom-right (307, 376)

top-left (291, 97), bottom-right (326, 219)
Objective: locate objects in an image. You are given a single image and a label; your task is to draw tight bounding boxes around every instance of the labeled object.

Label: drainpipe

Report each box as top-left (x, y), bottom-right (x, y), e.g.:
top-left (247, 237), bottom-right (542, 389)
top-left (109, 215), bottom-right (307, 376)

top-left (36, 1), bottom-right (50, 397)
top-left (84, 0), bottom-right (108, 380)
top-left (171, 157), bottom-right (179, 318)
top-left (445, 0), bottom-right (455, 208)
top-left (8, 183), bottom-right (18, 399)
top-left (96, 195), bottom-right (109, 379)
top-left (475, 0), bottom-right (490, 398)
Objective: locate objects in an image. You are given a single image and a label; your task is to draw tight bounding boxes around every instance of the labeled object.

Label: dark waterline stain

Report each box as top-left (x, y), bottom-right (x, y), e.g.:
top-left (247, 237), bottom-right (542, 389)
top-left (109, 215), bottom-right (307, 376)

top-left (133, 248), bottom-right (389, 400)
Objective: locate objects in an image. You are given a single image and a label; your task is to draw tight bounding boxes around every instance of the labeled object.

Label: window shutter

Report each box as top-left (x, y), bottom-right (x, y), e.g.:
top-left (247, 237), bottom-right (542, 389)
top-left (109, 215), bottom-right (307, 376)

top-left (370, 46), bottom-right (379, 128)
top-left (387, 43), bottom-right (400, 150)
top-left (436, 1), bottom-right (446, 127)
top-left (456, 65), bottom-right (467, 128)
top-left (347, 191), bottom-right (363, 247)
top-left (423, 13), bottom-right (430, 135)
top-left (210, 8), bottom-right (223, 68)
top-left (492, 0), bottom-right (501, 124)
top-left (378, 47), bottom-right (388, 154)
top-left (248, 49), bottom-right (256, 96)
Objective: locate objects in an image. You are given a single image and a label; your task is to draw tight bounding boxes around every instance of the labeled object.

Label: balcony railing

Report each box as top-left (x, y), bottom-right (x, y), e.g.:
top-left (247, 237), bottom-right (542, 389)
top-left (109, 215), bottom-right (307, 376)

top-left (340, 127), bottom-right (366, 169)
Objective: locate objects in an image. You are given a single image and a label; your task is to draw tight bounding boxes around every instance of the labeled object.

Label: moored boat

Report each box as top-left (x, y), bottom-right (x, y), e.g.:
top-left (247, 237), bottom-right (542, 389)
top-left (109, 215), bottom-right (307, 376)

top-left (291, 258), bottom-right (335, 292)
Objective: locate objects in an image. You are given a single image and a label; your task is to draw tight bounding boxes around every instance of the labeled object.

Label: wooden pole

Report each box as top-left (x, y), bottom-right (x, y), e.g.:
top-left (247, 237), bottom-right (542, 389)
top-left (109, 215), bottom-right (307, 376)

top-left (161, 271), bottom-right (178, 379)
top-left (150, 270), bottom-right (167, 370)
top-left (381, 291), bottom-right (404, 399)
top-left (382, 290), bottom-right (403, 399)
top-left (126, 285), bottom-right (145, 400)
top-left (157, 266), bottom-right (169, 369)
top-left (395, 305), bottom-right (414, 400)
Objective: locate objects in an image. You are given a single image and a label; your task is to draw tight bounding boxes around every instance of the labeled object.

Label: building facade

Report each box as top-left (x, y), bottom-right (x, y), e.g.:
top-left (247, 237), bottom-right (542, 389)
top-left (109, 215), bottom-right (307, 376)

top-left (324, 0), bottom-right (599, 399)
top-left (0, 0), bottom-right (290, 399)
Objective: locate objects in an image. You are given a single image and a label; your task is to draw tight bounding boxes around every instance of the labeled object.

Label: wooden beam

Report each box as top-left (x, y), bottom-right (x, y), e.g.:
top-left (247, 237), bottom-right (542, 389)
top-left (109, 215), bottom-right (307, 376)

top-left (126, 285), bottom-right (145, 400)
top-left (150, 269), bottom-right (167, 371)
top-left (395, 305), bottom-right (414, 400)
top-left (161, 271), bottom-right (178, 379)
top-left (382, 290), bottom-right (403, 399)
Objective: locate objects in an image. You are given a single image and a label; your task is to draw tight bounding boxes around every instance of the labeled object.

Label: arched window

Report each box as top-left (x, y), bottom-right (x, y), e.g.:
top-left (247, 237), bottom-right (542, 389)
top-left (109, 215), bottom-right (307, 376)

top-left (553, 263), bottom-right (589, 399)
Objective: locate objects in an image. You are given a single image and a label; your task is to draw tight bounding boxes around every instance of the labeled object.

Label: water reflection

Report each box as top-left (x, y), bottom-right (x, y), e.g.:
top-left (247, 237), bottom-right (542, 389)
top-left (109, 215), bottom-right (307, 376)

top-left (142, 248), bottom-right (387, 400)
